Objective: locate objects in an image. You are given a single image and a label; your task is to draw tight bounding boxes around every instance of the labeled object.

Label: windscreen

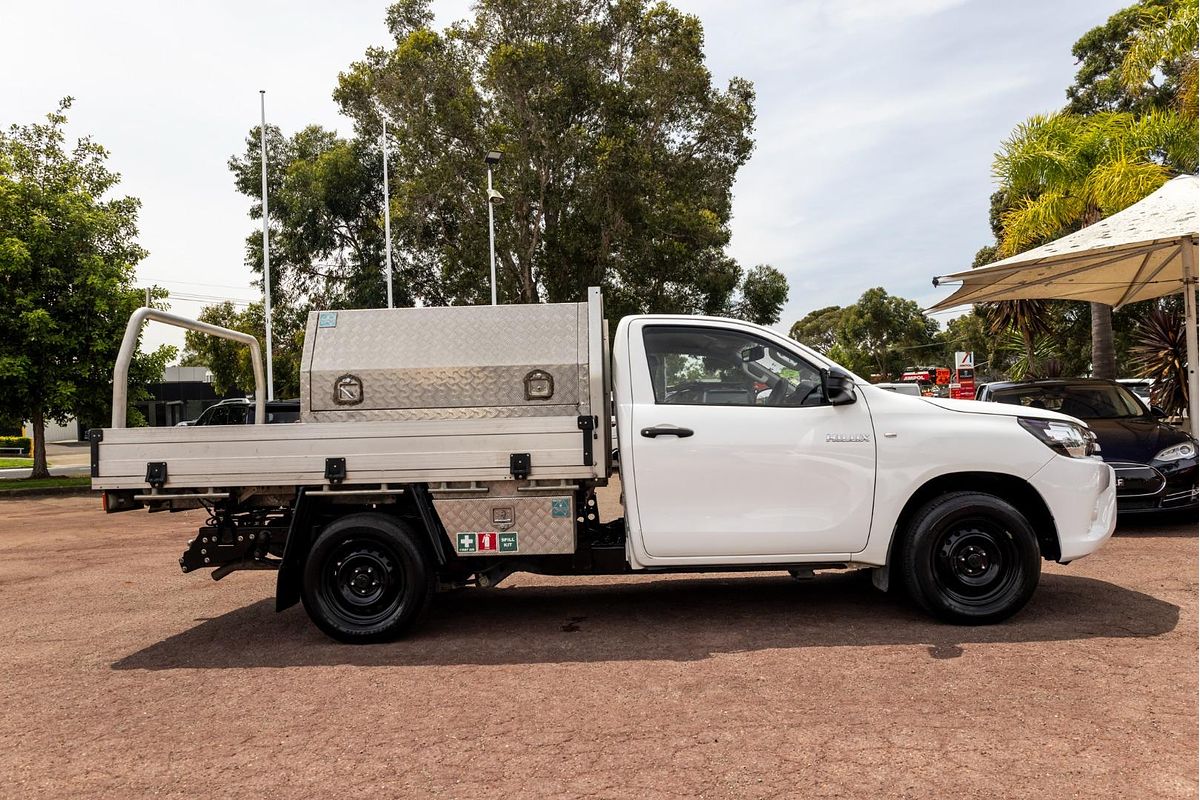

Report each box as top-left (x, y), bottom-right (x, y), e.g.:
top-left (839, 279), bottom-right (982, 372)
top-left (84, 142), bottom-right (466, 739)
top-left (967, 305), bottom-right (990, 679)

top-left (990, 383), bottom-right (1146, 419)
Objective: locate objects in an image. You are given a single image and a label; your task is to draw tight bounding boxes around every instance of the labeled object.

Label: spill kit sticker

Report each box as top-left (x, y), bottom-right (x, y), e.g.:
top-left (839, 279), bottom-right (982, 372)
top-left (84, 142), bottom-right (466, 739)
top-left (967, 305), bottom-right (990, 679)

top-left (551, 499), bottom-right (570, 518)
top-left (456, 531), bottom-right (519, 554)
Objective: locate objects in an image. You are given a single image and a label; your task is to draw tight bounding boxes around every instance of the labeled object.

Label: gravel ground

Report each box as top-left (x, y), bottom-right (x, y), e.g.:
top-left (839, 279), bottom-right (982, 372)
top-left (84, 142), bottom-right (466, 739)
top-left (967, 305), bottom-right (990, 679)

top-left (0, 491), bottom-right (1194, 799)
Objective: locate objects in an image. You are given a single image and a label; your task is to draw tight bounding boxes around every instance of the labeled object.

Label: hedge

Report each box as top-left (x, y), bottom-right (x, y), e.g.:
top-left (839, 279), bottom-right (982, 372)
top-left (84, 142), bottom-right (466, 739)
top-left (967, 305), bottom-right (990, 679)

top-left (0, 436), bottom-right (31, 454)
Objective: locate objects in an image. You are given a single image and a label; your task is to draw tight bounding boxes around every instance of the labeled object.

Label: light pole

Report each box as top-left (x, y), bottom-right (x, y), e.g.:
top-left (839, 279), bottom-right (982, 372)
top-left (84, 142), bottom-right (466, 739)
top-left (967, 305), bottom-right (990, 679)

top-left (485, 150), bottom-right (503, 305)
top-left (259, 90), bottom-right (274, 401)
top-left (382, 118), bottom-right (393, 308)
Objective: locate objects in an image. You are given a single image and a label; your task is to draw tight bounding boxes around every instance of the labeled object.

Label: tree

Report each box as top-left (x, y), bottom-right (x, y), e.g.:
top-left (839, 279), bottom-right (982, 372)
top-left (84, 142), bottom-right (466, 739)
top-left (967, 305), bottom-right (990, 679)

top-left (1065, 0), bottom-right (1182, 115)
top-left (936, 310), bottom-right (1002, 379)
top-left (829, 288), bottom-right (939, 380)
top-left (0, 99), bottom-right (171, 478)
top-left (233, 0), bottom-right (787, 324)
top-left (788, 305), bottom-right (845, 353)
top-left (229, 127), bottom-right (400, 312)
top-left (1120, 0), bottom-right (1199, 118)
top-left (179, 301), bottom-right (306, 399)
top-left (991, 109), bottom-right (1198, 378)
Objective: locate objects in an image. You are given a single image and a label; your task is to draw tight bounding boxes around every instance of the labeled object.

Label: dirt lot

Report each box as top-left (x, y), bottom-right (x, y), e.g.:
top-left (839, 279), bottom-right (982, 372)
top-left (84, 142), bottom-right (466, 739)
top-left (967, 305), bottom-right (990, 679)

top-left (0, 492), bottom-right (1195, 799)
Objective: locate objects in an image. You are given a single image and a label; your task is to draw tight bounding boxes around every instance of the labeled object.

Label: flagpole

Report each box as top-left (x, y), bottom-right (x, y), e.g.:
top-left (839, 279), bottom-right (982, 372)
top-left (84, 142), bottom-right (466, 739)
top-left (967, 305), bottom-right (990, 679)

top-left (259, 90), bottom-right (275, 401)
top-left (382, 118), bottom-right (393, 308)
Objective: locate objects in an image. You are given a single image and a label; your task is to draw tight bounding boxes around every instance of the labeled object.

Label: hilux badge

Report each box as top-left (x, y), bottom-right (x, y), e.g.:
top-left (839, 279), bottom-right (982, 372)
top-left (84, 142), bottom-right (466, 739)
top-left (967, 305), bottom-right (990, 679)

top-left (826, 433), bottom-right (870, 443)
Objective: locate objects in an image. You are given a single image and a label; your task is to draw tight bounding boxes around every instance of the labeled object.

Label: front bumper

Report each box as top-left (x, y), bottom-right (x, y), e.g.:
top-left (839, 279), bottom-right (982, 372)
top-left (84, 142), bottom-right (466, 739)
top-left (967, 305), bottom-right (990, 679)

top-left (1029, 456), bottom-right (1116, 563)
top-left (1111, 457), bottom-right (1198, 514)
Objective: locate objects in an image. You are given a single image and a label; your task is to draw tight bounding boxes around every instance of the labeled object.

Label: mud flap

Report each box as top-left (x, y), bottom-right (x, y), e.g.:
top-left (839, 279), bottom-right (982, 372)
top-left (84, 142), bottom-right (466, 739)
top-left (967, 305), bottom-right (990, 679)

top-left (275, 488), bottom-right (314, 612)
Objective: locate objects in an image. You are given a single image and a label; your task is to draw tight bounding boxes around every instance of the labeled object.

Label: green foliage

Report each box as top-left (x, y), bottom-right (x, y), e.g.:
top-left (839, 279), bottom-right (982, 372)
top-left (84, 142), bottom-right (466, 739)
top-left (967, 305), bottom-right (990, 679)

top-left (1120, 0), bottom-right (1198, 118)
top-left (936, 310), bottom-right (1003, 380)
top-left (0, 99), bottom-right (170, 477)
top-left (230, 0), bottom-right (787, 325)
top-left (788, 305), bottom-right (845, 353)
top-left (1131, 303), bottom-right (1188, 414)
top-left (1066, 0), bottom-right (1183, 115)
top-left (997, 329), bottom-right (1060, 380)
top-left (989, 108), bottom-right (1197, 378)
top-left (790, 289), bottom-right (937, 381)
top-left (0, 436), bottom-right (31, 454)
top-left (179, 301), bottom-right (305, 398)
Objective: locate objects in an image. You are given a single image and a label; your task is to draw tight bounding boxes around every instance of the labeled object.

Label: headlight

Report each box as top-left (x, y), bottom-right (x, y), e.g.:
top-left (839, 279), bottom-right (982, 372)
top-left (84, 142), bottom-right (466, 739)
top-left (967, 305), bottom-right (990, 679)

top-left (1018, 418), bottom-right (1099, 458)
top-left (1154, 441), bottom-right (1197, 462)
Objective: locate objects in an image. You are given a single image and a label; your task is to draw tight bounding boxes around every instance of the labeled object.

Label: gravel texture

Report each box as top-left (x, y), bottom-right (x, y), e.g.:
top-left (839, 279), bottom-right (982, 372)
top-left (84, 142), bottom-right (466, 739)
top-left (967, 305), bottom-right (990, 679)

top-left (0, 491), bottom-right (1194, 799)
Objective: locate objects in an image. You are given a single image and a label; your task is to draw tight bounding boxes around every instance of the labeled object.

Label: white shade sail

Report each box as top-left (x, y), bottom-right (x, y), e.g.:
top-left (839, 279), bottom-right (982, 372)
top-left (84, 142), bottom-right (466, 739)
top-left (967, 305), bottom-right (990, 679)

top-left (930, 175), bottom-right (1198, 310)
top-left (930, 174), bottom-right (1199, 437)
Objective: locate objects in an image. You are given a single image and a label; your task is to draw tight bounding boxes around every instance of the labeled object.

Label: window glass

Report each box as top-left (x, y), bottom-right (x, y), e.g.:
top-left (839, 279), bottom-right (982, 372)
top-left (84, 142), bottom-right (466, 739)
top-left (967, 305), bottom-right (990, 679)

top-left (990, 383), bottom-right (1145, 419)
top-left (643, 325), bottom-right (825, 407)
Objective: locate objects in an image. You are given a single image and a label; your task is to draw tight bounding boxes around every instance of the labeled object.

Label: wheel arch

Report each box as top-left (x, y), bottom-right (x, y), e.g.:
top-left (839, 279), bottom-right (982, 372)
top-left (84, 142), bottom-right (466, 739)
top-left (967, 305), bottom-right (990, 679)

top-left (275, 485), bottom-right (449, 613)
top-left (889, 472), bottom-right (1060, 568)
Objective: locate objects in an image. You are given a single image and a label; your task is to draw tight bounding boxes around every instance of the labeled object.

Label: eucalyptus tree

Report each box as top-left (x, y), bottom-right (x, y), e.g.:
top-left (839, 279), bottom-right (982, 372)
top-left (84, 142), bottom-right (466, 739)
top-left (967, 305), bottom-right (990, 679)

top-left (232, 0), bottom-right (788, 324)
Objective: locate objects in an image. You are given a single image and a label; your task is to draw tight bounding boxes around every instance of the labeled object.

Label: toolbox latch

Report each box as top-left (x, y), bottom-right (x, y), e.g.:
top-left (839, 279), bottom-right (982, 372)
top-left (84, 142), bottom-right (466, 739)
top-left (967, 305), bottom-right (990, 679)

top-left (509, 453), bottom-right (531, 480)
top-left (145, 461), bottom-right (168, 488)
top-left (324, 457), bottom-right (347, 484)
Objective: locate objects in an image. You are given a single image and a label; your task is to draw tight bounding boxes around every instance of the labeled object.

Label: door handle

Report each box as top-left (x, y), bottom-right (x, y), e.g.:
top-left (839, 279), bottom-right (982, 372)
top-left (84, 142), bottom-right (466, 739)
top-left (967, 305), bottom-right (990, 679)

top-left (640, 425), bottom-right (694, 438)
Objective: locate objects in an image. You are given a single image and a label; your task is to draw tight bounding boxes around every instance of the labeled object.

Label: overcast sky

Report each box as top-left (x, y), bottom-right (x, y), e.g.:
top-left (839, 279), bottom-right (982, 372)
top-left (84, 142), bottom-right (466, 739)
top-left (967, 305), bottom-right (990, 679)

top-left (2, 0), bottom-right (1127, 352)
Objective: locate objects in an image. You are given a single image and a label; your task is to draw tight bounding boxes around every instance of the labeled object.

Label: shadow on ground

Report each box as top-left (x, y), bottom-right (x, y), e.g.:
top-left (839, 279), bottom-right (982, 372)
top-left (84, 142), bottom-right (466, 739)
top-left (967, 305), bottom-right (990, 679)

top-left (113, 571), bottom-right (1179, 670)
top-left (1115, 508), bottom-right (1199, 537)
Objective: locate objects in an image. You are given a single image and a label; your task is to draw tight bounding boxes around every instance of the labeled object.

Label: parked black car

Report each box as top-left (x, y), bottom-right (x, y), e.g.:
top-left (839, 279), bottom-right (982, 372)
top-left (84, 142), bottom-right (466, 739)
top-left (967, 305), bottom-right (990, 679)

top-left (180, 398), bottom-right (300, 426)
top-left (977, 379), bottom-right (1197, 514)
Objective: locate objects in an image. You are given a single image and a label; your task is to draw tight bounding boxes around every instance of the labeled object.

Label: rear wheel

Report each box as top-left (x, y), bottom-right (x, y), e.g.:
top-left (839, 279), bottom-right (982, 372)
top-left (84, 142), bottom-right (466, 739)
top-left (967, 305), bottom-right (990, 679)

top-left (301, 513), bottom-right (434, 643)
top-left (899, 491), bottom-right (1040, 624)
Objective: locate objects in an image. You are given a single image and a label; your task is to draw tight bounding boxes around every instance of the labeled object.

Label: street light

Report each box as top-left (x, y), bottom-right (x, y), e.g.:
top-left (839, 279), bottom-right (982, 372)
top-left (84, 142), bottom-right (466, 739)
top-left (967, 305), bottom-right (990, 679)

top-left (485, 150), bottom-right (502, 305)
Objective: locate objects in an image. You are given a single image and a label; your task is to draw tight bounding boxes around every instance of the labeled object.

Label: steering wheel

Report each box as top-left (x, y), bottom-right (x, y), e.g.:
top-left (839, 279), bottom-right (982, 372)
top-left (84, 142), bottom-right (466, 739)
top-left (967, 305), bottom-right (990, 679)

top-left (787, 382), bottom-right (822, 407)
top-left (766, 379), bottom-right (790, 406)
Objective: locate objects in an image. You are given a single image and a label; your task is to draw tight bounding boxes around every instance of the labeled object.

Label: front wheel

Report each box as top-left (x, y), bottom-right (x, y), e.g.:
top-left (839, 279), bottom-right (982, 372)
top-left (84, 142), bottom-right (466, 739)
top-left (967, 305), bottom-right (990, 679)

top-left (301, 513), bottom-right (434, 643)
top-left (899, 491), bottom-right (1041, 624)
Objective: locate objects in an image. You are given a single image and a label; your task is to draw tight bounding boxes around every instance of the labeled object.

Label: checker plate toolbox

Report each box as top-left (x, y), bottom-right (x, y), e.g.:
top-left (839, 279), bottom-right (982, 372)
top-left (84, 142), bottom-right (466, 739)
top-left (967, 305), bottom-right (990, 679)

top-left (92, 289), bottom-right (611, 494)
top-left (432, 481), bottom-right (577, 557)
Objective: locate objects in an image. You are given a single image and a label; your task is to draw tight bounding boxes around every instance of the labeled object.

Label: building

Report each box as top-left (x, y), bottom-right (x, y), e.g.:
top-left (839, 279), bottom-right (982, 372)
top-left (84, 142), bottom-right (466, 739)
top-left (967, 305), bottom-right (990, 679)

top-left (135, 366), bottom-right (230, 427)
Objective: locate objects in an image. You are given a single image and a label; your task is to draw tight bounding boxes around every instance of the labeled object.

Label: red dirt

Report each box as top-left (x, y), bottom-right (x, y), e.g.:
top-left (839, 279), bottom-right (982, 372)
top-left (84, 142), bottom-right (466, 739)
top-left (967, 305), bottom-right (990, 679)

top-left (0, 493), bottom-right (1195, 798)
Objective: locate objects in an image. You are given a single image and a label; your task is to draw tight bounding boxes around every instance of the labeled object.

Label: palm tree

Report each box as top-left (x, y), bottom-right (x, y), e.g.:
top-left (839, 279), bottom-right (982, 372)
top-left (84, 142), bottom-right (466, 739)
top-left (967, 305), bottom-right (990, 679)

top-left (984, 299), bottom-right (1051, 375)
top-left (1121, 0), bottom-right (1198, 119)
top-left (992, 110), bottom-right (1198, 378)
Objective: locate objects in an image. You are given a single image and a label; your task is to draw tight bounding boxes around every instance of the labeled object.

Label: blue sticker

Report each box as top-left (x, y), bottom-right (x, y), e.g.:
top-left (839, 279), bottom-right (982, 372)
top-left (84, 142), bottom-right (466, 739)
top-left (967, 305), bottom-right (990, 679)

top-left (551, 499), bottom-right (570, 518)
top-left (317, 311), bottom-right (338, 328)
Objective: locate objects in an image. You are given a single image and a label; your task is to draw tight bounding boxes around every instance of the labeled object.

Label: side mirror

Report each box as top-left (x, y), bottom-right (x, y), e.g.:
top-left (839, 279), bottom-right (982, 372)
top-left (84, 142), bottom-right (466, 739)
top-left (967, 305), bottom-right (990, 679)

top-left (821, 368), bottom-right (857, 406)
top-left (1150, 405), bottom-right (1166, 418)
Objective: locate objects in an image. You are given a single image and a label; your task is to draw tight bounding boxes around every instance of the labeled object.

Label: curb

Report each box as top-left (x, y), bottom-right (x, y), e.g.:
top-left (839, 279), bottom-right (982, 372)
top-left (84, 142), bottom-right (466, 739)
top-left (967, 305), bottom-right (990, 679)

top-left (0, 486), bottom-right (94, 499)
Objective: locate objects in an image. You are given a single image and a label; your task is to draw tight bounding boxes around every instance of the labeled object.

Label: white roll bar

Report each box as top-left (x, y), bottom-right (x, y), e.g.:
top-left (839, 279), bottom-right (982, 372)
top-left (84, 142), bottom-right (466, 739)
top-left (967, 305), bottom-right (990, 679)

top-left (111, 307), bottom-right (266, 428)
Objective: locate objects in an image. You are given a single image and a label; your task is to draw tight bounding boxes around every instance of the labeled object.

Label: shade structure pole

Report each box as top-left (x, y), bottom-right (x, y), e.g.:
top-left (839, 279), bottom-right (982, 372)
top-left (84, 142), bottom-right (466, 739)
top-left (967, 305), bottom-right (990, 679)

top-left (1182, 236), bottom-right (1199, 439)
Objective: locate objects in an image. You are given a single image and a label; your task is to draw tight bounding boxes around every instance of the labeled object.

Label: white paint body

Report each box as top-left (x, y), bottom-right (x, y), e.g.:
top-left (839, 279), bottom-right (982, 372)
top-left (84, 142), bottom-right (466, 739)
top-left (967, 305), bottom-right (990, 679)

top-left (614, 315), bottom-right (1116, 570)
top-left (97, 302), bottom-right (1117, 575)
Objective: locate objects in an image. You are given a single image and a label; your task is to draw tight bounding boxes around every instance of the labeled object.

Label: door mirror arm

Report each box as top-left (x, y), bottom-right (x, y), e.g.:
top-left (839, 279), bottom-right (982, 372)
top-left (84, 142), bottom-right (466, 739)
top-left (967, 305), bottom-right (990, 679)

top-left (820, 368), bottom-right (857, 406)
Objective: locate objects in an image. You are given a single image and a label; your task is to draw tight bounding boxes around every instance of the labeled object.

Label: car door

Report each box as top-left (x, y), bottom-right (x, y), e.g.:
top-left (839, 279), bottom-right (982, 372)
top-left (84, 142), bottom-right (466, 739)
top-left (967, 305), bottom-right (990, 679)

top-left (623, 320), bottom-right (876, 560)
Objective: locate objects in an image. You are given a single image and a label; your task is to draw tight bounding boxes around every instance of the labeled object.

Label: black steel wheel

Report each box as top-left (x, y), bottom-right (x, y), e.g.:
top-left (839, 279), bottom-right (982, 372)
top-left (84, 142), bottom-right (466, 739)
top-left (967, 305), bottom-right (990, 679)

top-left (301, 513), bottom-right (434, 643)
top-left (900, 491), bottom-right (1041, 624)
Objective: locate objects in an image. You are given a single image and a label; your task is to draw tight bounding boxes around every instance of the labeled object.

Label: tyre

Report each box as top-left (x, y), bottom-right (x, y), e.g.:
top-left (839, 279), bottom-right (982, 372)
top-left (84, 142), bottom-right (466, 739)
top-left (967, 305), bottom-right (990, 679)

top-left (300, 513), bottom-right (434, 643)
top-left (899, 491), bottom-right (1041, 624)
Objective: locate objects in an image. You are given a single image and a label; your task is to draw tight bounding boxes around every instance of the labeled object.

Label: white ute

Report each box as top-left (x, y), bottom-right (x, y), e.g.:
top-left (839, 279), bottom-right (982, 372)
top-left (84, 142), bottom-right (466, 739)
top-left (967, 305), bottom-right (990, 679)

top-left (92, 289), bottom-right (1116, 642)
